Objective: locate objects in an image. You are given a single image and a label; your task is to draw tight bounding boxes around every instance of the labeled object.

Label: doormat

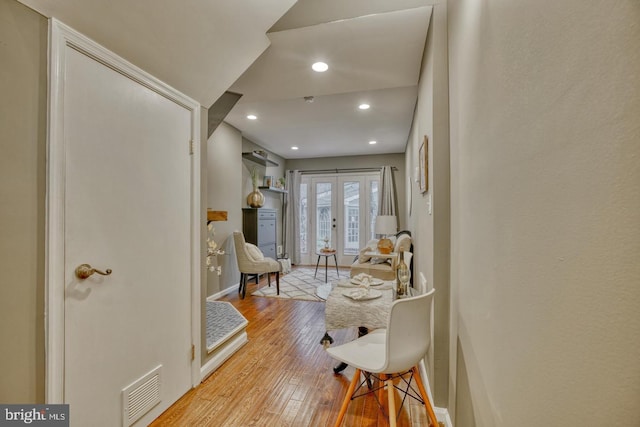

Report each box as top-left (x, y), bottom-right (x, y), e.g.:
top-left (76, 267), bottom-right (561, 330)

top-left (251, 267), bottom-right (342, 301)
top-left (206, 301), bottom-right (248, 353)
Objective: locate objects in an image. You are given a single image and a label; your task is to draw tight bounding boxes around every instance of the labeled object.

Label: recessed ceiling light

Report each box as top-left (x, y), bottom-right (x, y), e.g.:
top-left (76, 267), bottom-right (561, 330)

top-left (359, 104), bottom-right (370, 110)
top-left (312, 62), bottom-right (328, 72)
top-left (369, 140), bottom-right (377, 145)
top-left (246, 114), bottom-right (257, 120)
top-left (291, 146), bottom-right (299, 150)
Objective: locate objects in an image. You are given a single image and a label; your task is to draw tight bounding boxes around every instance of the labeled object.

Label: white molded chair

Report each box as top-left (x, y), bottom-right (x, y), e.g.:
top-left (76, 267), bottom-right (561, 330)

top-left (233, 231), bottom-right (280, 299)
top-left (326, 289), bottom-right (438, 427)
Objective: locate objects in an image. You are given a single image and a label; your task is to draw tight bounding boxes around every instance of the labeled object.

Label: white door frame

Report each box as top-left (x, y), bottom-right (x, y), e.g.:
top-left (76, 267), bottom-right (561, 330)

top-left (45, 19), bottom-right (202, 403)
top-left (300, 172), bottom-right (379, 266)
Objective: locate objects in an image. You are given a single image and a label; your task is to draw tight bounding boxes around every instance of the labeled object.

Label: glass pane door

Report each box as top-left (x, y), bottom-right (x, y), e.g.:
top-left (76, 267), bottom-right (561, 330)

top-left (299, 182), bottom-right (308, 255)
top-left (341, 179), bottom-right (361, 260)
top-left (315, 181), bottom-right (334, 252)
top-left (299, 173), bottom-right (379, 267)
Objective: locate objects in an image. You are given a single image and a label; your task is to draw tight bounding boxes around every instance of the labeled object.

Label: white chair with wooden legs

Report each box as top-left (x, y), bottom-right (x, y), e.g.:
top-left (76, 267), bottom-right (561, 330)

top-left (326, 289), bottom-right (439, 427)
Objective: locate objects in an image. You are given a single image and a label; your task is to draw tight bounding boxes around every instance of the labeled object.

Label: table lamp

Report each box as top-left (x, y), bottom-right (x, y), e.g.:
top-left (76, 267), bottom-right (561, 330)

top-left (374, 215), bottom-right (397, 254)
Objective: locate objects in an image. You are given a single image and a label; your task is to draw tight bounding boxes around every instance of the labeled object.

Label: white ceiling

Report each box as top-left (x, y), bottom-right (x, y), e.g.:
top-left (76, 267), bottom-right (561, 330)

top-left (17, 0), bottom-right (433, 160)
top-left (226, 2), bottom-right (433, 159)
top-left (16, 0), bottom-right (297, 106)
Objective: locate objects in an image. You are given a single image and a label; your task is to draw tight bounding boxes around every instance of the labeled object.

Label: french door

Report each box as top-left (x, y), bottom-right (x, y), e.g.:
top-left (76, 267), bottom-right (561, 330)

top-left (299, 173), bottom-right (379, 266)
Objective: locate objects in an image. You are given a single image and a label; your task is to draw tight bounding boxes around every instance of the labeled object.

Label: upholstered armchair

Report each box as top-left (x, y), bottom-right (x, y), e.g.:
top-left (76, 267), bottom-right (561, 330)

top-left (233, 231), bottom-right (281, 299)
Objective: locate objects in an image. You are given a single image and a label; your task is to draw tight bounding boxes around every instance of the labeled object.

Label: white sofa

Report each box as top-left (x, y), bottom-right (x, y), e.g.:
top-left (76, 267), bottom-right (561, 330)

top-left (349, 231), bottom-right (412, 281)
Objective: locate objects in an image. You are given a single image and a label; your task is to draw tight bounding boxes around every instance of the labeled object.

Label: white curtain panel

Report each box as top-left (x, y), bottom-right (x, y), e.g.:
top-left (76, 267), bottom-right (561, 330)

top-left (284, 169), bottom-right (302, 264)
top-left (379, 166), bottom-right (398, 227)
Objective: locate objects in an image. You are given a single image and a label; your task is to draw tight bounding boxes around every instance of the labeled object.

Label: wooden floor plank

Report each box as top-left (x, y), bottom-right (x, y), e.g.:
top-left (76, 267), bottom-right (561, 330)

top-left (151, 268), bottom-right (431, 426)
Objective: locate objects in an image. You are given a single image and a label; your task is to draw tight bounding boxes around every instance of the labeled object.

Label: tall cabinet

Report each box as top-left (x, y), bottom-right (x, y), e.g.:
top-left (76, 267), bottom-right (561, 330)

top-left (242, 208), bottom-right (277, 259)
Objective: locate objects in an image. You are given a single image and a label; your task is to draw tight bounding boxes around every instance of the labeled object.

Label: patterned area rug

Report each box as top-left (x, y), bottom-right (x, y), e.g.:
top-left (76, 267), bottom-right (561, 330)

top-left (251, 267), bottom-right (343, 301)
top-left (206, 301), bottom-right (248, 353)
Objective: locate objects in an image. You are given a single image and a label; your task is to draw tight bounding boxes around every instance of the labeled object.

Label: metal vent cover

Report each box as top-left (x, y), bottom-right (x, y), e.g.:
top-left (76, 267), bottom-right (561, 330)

top-left (122, 365), bottom-right (162, 426)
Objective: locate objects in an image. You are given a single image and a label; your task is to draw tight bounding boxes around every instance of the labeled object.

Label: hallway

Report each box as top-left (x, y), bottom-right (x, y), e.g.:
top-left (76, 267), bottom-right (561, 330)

top-left (152, 273), bottom-right (432, 426)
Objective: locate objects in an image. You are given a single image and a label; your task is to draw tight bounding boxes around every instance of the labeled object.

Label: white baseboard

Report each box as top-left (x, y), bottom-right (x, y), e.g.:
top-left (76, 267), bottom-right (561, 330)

top-left (206, 283), bottom-right (238, 301)
top-left (419, 361), bottom-right (453, 427)
top-left (435, 407), bottom-right (453, 427)
top-left (200, 331), bottom-right (247, 381)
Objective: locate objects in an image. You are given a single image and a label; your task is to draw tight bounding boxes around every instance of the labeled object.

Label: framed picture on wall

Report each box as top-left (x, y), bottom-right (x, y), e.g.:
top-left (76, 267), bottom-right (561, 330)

top-left (419, 136), bottom-right (429, 193)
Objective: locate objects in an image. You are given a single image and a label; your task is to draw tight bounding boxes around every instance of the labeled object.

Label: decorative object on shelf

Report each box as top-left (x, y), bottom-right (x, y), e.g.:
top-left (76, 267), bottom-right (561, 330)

top-left (206, 222), bottom-right (224, 275)
top-left (253, 149), bottom-right (267, 158)
top-left (263, 175), bottom-right (273, 187)
top-left (276, 177), bottom-right (286, 189)
top-left (247, 166), bottom-right (264, 208)
top-left (247, 189), bottom-right (265, 208)
top-left (374, 215), bottom-right (397, 254)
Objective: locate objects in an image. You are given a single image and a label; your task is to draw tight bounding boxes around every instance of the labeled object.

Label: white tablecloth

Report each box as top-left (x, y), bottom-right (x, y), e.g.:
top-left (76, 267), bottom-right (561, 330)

top-left (324, 280), bottom-right (395, 331)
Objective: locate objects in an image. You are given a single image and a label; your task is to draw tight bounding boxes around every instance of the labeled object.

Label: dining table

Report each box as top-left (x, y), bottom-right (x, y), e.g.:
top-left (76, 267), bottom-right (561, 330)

top-left (321, 276), bottom-right (400, 373)
top-left (324, 279), bottom-right (395, 331)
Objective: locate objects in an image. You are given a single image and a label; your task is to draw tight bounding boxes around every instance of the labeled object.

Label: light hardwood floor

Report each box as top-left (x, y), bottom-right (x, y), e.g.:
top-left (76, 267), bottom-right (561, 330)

top-left (151, 268), bottom-right (432, 426)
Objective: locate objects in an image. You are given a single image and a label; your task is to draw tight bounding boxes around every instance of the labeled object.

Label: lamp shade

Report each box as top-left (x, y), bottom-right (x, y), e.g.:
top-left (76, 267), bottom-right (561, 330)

top-left (374, 215), bottom-right (397, 236)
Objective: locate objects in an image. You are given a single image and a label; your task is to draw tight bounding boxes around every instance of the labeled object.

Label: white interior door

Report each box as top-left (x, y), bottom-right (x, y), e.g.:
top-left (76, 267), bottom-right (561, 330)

top-left (48, 22), bottom-right (200, 427)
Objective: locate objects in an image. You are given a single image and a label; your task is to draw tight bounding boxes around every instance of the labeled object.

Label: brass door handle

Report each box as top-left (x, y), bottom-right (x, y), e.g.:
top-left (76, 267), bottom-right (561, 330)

top-left (75, 263), bottom-right (112, 279)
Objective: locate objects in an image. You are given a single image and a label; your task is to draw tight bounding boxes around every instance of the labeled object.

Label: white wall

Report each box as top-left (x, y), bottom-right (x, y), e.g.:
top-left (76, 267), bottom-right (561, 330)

top-left (0, 0), bottom-right (47, 403)
top-left (448, 0), bottom-right (640, 425)
top-left (206, 122), bottom-right (244, 296)
top-left (405, 3), bottom-right (450, 406)
top-left (205, 123), bottom-right (286, 298)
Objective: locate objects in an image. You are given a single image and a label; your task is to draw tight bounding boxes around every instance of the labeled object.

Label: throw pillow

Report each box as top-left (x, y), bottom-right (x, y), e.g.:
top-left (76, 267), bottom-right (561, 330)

top-left (394, 234), bottom-right (411, 253)
top-left (245, 243), bottom-right (264, 261)
top-left (358, 239), bottom-right (379, 263)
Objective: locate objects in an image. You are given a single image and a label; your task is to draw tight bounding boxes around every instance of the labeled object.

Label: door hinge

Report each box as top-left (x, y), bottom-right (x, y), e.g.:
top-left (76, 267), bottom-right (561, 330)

top-left (189, 139), bottom-right (194, 155)
top-left (191, 344), bottom-right (195, 361)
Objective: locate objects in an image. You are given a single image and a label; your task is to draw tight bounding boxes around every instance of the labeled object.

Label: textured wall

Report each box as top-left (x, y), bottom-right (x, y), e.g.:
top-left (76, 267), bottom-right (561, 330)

top-left (448, 0), bottom-right (640, 425)
top-left (207, 122), bottom-right (244, 295)
top-left (0, 0), bottom-right (47, 403)
top-left (405, 3), bottom-right (451, 406)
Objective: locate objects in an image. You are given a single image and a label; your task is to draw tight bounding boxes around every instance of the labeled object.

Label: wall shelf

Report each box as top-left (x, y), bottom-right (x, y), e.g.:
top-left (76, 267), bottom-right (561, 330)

top-left (258, 186), bottom-right (288, 194)
top-left (242, 152), bottom-right (278, 167)
top-left (207, 210), bottom-right (228, 221)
